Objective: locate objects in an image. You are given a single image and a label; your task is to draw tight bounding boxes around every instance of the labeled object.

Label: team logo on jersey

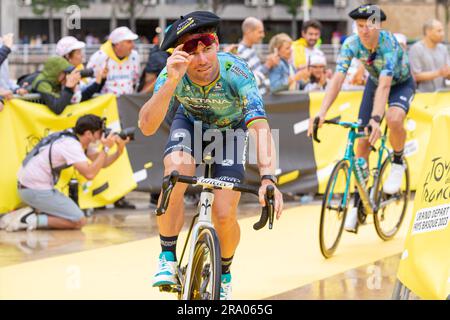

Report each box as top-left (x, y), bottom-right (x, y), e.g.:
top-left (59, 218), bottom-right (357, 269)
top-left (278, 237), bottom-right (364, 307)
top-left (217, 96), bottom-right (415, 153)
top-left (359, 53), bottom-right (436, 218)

top-left (225, 61), bottom-right (233, 71)
top-left (230, 65), bottom-right (249, 79)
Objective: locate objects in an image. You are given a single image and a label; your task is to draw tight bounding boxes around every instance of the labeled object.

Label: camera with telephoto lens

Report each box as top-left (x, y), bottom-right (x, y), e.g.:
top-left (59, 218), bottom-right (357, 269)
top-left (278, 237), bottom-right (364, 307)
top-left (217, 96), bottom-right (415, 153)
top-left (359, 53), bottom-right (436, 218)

top-left (103, 127), bottom-right (136, 141)
top-left (65, 67), bottom-right (95, 78)
top-left (79, 68), bottom-right (95, 78)
top-left (101, 117), bottom-right (136, 141)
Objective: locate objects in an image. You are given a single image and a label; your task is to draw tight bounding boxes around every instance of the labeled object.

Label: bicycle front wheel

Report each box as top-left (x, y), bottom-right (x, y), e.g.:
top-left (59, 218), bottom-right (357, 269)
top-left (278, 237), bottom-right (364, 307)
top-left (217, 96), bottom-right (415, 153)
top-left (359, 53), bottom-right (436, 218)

top-left (186, 227), bottom-right (221, 300)
top-left (373, 158), bottom-right (410, 240)
top-left (319, 160), bottom-right (350, 258)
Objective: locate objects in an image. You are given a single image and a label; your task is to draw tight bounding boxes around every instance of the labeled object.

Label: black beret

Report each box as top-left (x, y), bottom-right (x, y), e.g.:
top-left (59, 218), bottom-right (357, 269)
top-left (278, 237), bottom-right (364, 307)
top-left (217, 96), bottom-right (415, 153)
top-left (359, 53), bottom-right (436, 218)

top-left (160, 11), bottom-right (220, 51)
top-left (348, 4), bottom-right (386, 22)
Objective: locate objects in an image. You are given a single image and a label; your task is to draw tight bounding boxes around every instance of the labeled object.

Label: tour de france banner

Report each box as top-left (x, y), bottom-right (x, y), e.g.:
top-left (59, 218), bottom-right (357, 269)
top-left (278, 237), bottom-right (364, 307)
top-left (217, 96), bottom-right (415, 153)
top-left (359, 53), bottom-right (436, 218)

top-left (309, 90), bottom-right (450, 193)
top-left (0, 94), bottom-right (137, 214)
top-left (397, 108), bottom-right (450, 300)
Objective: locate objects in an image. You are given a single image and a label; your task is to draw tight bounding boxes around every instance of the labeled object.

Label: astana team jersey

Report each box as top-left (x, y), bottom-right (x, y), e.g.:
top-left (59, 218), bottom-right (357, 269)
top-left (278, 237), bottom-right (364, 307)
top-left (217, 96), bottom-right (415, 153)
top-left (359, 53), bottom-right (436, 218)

top-left (154, 52), bottom-right (267, 130)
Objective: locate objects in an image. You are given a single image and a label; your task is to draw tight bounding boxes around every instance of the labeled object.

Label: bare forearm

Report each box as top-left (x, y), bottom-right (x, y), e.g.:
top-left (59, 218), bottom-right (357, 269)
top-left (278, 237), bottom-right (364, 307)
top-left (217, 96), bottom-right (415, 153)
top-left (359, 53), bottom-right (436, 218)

top-left (81, 151), bottom-right (107, 180)
top-left (372, 85), bottom-right (390, 117)
top-left (414, 71), bottom-right (441, 82)
top-left (250, 121), bottom-right (277, 176)
top-left (103, 149), bottom-right (122, 168)
top-left (319, 73), bottom-right (345, 115)
top-left (139, 79), bottom-right (178, 136)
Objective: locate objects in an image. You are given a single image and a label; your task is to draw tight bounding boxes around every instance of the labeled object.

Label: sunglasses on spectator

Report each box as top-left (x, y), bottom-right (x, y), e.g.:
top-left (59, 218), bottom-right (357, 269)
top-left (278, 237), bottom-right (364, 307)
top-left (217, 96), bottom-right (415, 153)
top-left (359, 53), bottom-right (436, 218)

top-left (182, 33), bottom-right (216, 54)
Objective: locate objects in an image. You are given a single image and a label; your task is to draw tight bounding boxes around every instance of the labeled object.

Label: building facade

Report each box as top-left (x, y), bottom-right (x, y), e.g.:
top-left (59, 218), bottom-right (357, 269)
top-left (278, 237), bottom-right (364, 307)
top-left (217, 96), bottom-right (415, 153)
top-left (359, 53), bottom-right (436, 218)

top-left (2, 0), bottom-right (360, 44)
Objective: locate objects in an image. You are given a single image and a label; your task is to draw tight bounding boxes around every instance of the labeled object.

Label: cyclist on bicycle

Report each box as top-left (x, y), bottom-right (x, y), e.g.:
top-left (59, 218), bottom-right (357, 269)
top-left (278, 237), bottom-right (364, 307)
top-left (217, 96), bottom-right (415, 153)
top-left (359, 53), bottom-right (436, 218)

top-left (138, 11), bottom-right (283, 300)
top-left (307, 4), bottom-right (415, 216)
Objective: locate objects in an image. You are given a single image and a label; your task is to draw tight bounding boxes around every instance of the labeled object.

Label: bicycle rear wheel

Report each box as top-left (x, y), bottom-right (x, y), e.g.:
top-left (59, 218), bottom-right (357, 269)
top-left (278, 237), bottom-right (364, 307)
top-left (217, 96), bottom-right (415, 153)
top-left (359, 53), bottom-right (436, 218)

top-left (319, 160), bottom-right (350, 258)
top-left (373, 158), bottom-right (410, 240)
top-left (186, 227), bottom-right (221, 300)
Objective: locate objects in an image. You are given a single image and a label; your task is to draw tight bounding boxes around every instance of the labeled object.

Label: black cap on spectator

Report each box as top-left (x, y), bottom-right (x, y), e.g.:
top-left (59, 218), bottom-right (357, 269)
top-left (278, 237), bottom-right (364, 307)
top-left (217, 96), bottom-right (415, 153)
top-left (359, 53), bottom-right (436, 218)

top-left (160, 11), bottom-right (220, 51)
top-left (348, 4), bottom-right (386, 22)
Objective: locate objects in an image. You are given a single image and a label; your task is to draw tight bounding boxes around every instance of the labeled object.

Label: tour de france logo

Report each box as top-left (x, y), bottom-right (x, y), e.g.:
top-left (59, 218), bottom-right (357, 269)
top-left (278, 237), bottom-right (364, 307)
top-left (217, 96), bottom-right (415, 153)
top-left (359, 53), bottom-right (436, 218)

top-left (25, 128), bottom-right (51, 154)
top-left (421, 156), bottom-right (450, 203)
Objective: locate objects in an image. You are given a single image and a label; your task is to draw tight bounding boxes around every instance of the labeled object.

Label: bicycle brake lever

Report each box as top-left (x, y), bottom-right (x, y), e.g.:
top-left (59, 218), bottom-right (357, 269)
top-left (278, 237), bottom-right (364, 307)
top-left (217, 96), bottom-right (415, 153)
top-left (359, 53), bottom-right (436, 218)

top-left (266, 185), bottom-right (275, 229)
top-left (253, 185), bottom-right (275, 231)
top-left (155, 171), bottom-right (179, 216)
top-left (312, 117), bottom-right (321, 143)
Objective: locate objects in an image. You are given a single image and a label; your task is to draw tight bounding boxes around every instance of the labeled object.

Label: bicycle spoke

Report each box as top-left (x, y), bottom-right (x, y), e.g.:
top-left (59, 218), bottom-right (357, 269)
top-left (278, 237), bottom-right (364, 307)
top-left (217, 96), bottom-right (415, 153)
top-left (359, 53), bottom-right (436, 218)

top-left (374, 159), bottom-right (409, 240)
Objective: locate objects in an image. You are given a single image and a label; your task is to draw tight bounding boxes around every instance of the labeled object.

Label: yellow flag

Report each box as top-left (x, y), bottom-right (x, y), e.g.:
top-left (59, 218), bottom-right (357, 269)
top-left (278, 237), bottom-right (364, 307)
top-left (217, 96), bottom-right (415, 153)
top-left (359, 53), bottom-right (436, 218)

top-left (0, 94), bottom-right (136, 213)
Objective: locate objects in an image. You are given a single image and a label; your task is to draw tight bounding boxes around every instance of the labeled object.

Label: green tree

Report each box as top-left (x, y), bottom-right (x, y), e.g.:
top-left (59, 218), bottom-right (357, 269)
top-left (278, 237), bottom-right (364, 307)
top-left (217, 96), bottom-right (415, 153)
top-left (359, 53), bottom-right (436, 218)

top-left (115, 0), bottom-right (156, 33)
top-left (31, 0), bottom-right (89, 43)
top-left (279, 0), bottom-right (312, 39)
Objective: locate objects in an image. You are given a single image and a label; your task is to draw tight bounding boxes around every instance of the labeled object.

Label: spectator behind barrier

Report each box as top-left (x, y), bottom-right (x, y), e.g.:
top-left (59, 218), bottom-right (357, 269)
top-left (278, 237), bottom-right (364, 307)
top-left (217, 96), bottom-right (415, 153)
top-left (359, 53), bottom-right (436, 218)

top-left (0, 114), bottom-right (130, 232)
top-left (268, 33), bottom-right (303, 93)
top-left (56, 36), bottom-right (105, 104)
top-left (0, 33), bottom-right (28, 99)
top-left (236, 17), bottom-right (279, 96)
top-left (409, 19), bottom-right (450, 92)
top-left (301, 55), bottom-right (329, 92)
top-left (56, 36), bottom-right (86, 70)
top-left (87, 26), bottom-right (140, 97)
top-left (138, 46), bottom-right (169, 94)
top-left (292, 20), bottom-right (328, 81)
top-left (87, 26), bottom-right (140, 209)
top-left (31, 56), bottom-right (107, 115)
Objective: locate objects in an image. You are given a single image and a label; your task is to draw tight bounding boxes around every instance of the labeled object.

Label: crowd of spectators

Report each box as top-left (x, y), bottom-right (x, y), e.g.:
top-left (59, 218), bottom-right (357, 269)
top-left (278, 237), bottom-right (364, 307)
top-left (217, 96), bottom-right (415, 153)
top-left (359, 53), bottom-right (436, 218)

top-left (0, 15), bottom-right (448, 229)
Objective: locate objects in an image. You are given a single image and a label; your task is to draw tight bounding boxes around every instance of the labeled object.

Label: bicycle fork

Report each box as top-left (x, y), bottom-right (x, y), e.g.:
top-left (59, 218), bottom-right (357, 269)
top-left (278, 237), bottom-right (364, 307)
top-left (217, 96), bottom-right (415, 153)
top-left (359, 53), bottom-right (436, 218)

top-left (182, 188), bottom-right (215, 300)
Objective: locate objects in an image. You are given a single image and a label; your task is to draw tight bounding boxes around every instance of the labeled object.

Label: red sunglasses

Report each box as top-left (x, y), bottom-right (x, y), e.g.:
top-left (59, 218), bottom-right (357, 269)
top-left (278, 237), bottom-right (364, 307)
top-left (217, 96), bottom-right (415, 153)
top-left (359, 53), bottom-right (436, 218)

top-left (182, 33), bottom-right (216, 54)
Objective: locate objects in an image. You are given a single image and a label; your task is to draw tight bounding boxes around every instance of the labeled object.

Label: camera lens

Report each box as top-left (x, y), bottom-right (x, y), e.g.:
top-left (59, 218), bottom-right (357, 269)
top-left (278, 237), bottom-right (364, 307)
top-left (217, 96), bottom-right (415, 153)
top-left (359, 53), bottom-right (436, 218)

top-left (79, 68), bottom-right (94, 78)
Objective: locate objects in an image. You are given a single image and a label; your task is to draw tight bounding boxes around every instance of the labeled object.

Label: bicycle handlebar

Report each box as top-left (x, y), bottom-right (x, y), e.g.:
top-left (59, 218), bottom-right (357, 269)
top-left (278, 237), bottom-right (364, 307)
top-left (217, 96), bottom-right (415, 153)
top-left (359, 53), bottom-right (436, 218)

top-left (312, 116), bottom-right (376, 151)
top-left (155, 171), bottom-right (276, 230)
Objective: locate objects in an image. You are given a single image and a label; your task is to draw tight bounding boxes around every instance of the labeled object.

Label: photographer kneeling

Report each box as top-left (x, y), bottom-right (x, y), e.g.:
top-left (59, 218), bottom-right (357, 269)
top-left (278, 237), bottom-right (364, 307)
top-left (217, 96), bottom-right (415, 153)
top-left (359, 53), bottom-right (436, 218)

top-left (31, 56), bottom-right (107, 115)
top-left (0, 114), bottom-right (129, 232)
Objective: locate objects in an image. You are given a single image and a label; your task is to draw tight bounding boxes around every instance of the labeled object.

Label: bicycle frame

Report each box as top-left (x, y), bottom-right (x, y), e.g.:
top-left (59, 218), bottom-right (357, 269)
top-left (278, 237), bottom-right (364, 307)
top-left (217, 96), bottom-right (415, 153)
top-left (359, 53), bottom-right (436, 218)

top-left (329, 122), bottom-right (391, 216)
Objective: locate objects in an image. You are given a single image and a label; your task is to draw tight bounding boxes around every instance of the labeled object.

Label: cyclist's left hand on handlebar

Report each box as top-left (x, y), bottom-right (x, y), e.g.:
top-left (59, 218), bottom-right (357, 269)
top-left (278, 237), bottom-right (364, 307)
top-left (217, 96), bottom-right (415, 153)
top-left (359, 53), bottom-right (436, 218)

top-left (307, 112), bottom-right (325, 138)
top-left (258, 181), bottom-right (284, 219)
top-left (366, 119), bottom-right (381, 146)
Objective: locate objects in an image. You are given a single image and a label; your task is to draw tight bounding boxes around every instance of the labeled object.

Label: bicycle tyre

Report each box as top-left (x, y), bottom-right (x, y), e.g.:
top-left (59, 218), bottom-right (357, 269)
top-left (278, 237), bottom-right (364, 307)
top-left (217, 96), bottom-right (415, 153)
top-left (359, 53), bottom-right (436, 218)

top-left (186, 227), bottom-right (221, 300)
top-left (319, 159), bottom-right (350, 258)
top-left (373, 158), bottom-right (410, 240)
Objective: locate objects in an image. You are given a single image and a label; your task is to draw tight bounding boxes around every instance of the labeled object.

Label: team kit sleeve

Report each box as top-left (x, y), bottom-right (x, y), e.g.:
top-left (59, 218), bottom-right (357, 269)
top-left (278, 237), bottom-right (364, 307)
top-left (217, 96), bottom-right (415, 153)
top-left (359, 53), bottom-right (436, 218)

top-left (335, 36), bottom-right (357, 75)
top-left (234, 61), bottom-right (267, 128)
top-left (153, 67), bottom-right (176, 112)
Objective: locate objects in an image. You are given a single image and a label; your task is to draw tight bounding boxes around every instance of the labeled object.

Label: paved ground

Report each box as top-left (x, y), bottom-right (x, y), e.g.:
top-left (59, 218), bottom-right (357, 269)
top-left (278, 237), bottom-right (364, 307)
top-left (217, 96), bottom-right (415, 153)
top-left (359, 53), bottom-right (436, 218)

top-left (0, 192), bottom-right (414, 299)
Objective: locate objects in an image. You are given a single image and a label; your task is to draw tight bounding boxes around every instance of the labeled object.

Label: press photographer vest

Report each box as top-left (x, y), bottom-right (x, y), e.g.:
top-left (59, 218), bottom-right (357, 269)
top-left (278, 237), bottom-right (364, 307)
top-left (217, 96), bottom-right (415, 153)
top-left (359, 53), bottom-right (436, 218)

top-left (22, 129), bottom-right (80, 185)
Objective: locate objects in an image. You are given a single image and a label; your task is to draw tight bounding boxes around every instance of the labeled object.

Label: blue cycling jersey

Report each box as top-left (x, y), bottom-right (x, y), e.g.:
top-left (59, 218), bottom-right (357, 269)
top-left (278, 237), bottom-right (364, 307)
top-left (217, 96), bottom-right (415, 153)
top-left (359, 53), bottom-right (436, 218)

top-left (154, 52), bottom-right (267, 130)
top-left (336, 30), bottom-right (411, 85)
